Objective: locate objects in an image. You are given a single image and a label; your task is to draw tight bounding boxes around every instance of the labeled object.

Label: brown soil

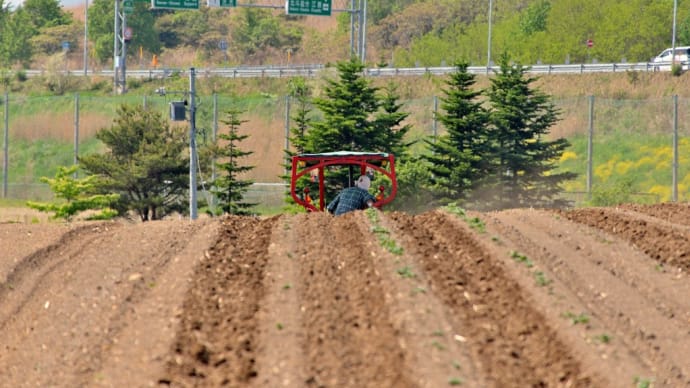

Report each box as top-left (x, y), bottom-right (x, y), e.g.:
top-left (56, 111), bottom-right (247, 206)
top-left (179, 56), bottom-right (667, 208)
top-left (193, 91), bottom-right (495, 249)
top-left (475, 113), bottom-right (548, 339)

top-left (1, 204), bottom-right (689, 387)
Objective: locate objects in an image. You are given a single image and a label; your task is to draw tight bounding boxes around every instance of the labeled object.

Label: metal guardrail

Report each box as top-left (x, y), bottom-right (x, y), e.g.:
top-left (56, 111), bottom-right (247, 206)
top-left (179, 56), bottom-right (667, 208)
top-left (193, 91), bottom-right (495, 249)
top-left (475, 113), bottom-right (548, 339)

top-left (22, 61), bottom-right (681, 79)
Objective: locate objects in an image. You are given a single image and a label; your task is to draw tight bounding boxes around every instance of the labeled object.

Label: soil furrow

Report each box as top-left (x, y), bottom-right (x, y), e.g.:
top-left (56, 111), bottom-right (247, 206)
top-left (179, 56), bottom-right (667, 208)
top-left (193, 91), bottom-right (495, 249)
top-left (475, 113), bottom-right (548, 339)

top-left (558, 207), bottom-right (690, 271)
top-left (387, 210), bottom-right (599, 388)
top-left (72, 220), bottom-right (213, 387)
top-left (369, 210), bottom-right (485, 387)
top-left (2, 203), bottom-right (690, 387)
top-left (94, 220), bottom-right (220, 387)
top-left (0, 222), bottom-right (117, 330)
top-left (293, 211), bottom-right (413, 387)
top-left (0, 223), bottom-right (71, 284)
top-left (482, 209), bottom-right (689, 386)
top-left (160, 215), bottom-right (278, 387)
top-left (619, 202), bottom-right (690, 226)
top-left (250, 214), bottom-right (306, 388)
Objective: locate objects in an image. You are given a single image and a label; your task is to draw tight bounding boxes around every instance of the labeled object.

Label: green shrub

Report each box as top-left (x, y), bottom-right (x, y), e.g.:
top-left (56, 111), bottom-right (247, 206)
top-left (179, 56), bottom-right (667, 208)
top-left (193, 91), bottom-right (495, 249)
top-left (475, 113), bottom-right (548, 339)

top-left (588, 179), bottom-right (634, 206)
top-left (672, 63), bottom-right (684, 76)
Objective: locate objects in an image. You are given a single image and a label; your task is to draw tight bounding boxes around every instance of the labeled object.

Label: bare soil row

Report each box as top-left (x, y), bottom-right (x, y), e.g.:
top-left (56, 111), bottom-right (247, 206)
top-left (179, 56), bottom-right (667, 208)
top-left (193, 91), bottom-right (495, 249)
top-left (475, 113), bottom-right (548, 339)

top-left (1, 203), bottom-right (689, 387)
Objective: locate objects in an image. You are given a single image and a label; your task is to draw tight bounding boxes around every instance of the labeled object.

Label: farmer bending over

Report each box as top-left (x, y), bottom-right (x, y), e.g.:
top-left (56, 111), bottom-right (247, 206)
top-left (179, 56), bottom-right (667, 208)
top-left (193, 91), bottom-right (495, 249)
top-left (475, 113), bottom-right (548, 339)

top-left (327, 175), bottom-right (375, 216)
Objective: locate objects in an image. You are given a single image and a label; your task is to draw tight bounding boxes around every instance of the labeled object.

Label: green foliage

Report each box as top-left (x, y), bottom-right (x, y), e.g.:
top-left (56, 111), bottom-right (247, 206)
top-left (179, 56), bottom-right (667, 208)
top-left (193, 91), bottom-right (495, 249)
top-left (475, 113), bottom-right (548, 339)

top-left (306, 57), bottom-right (381, 154)
top-left (480, 54), bottom-right (576, 210)
top-left (229, 7), bottom-right (302, 62)
top-left (388, 156), bottom-right (435, 213)
top-left (287, 77), bottom-right (312, 154)
top-left (157, 8), bottom-right (209, 47)
top-left (26, 165), bottom-right (119, 220)
top-left (424, 57), bottom-right (575, 210)
top-left (22, 0), bottom-right (71, 29)
top-left (588, 178), bottom-right (634, 206)
top-left (282, 77), bottom-right (314, 205)
top-left (300, 57), bottom-right (413, 202)
top-left (390, 0), bottom-right (678, 67)
top-left (373, 82), bottom-right (412, 158)
top-left (633, 376), bottom-right (653, 388)
top-left (367, 208), bottom-right (404, 255)
top-left (563, 311), bottom-right (590, 325)
top-left (510, 250), bottom-right (534, 268)
top-left (0, 8), bottom-right (34, 67)
top-left (87, 0), bottom-right (114, 64)
top-left (367, 0), bottom-right (418, 24)
top-left (396, 266), bottom-right (415, 278)
top-left (424, 61), bottom-right (489, 204)
top-left (79, 104), bottom-right (189, 221)
top-left (124, 2), bottom-right (160, 57)
top-left (88, 0), bottom-right (159, 64)
top-left (210, 107), bottom-right (256, 215)
top-left (519, 0), bottom-right (551, 36)
top-left (533, 271), bottom-right (551, 287)
top-left (671, 63), bottom-right (684, 76)
top-left (594, 333), bottom-right (612, 344)
top-left (30, 23), bottom-right (80, 57)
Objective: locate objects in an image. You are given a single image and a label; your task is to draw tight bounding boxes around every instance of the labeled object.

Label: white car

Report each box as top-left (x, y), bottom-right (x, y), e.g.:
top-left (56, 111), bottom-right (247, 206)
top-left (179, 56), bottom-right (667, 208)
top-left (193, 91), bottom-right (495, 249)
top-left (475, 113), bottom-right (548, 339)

top-left (652, 46), bottom-right (690, 71)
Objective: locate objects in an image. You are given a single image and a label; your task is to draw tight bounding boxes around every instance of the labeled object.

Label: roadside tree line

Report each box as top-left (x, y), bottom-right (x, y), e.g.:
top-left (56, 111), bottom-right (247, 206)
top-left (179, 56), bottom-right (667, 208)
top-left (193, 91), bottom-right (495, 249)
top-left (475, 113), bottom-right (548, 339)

top-left (30, 56), bottom-right (575, 220)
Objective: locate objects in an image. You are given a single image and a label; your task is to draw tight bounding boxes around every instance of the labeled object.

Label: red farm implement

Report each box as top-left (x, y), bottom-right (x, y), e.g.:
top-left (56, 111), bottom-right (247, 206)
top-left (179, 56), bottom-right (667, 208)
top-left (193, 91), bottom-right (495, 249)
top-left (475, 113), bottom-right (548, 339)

top-left (290, 151), bottom-right (398, 212)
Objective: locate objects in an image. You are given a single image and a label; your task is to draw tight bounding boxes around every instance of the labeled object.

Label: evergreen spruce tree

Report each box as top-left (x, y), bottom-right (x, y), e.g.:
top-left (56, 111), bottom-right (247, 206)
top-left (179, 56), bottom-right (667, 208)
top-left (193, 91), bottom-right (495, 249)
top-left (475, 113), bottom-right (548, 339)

top-left (305, 56), bottom-right (381, 154)
top-left (372, 82), bottom-right (412, 159)
top-left (483, 54), bottom-right (576, 209)
top-left (303, 57), bottom-right (412, 195)
top-left (282, 77), bottom-right (315, 207)
top-left (424, 61), bottom-right (490, 204)
top-left (287, 77), bottom-right (313, 155)
top-left (79, 105), bottom-right (188, 221)
top-left (211, 108), bottom-right (256, 215)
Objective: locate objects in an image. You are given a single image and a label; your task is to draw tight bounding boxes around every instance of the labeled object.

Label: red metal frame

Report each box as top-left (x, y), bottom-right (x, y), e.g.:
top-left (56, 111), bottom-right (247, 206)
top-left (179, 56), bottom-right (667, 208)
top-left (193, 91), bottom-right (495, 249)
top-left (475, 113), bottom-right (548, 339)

top-left (290, 152), bottom-right (397, 212)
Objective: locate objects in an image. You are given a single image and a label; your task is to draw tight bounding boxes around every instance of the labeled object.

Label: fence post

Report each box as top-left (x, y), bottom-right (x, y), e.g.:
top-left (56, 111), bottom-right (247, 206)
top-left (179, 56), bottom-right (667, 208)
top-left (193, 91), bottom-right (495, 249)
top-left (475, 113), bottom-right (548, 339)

top-left (284, 95), bottom-right (291, 177)
top-left (432, 95), bottom-right (438, 143)
top-left (673, 95), bottom-right (679, 202)
top-left (587, 95), bottom-right (594, 200)
top-left (3, 93), bottom-right (8, 198)
top-left (74, 93), bottom-right (80, 178)
top-left (212, 93), bottom-right (218, 184)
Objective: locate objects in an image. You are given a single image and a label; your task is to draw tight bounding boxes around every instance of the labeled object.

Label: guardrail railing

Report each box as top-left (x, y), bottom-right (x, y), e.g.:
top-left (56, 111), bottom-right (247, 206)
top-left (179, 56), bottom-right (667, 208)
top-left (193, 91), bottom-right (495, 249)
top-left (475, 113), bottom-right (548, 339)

top-left (22, 61), bottom-right (682, 79)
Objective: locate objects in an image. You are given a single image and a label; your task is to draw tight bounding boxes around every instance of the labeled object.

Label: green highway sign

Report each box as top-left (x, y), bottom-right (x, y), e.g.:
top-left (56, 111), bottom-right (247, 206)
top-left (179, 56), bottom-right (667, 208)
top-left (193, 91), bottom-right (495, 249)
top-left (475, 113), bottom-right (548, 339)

top-left (123, 0), bottom-right (134, 13)
top-left (151, 0), bottom-right (199, 10)
top-left (286, 0), bottom-right (331, 16)
top-left (207, 0), bottom-right (236, 6)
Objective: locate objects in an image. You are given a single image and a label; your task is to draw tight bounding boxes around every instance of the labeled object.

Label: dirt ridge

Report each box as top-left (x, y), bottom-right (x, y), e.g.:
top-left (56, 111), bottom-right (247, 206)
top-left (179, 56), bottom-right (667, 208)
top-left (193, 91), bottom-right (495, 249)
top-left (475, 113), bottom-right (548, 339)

top-left (1, 204), bottom-right (689, 387)
top-left (481, 208), bottom-right (690, 386)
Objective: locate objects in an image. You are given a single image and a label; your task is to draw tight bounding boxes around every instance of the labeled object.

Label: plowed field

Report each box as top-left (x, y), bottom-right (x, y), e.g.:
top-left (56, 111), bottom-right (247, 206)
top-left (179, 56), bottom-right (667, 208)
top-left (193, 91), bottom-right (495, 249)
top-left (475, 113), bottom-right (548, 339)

top-left (1, 204), bottom-right (689, 387)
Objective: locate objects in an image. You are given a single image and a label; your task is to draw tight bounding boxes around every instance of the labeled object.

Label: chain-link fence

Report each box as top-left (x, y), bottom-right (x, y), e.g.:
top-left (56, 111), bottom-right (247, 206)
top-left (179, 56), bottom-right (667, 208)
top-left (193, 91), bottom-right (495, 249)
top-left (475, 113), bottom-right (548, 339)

top-left (2, 92), bottom-right (689, 207)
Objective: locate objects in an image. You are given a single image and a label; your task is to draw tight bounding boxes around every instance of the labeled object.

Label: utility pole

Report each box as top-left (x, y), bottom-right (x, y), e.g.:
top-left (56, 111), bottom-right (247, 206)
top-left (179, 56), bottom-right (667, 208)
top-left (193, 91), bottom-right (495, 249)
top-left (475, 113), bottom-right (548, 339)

top-left (113, 0), bottom-right (126, 94)
top-left (83, 0), bottom-right (88, 76)
top-left (672, 0), bottom-right (678, 66)
top-left (349, 0), bottom-right (367, 62)
top-left (189, 68), bottom-right (198, 220)
top-left (487, 0), bottom-right (493, 72)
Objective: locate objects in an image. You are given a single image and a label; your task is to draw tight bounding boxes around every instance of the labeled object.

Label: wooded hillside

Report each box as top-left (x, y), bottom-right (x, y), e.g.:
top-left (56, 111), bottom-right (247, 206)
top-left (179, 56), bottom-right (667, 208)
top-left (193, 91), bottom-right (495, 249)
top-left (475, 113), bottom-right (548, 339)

top-left (2, 0), bottom-right (689, 71)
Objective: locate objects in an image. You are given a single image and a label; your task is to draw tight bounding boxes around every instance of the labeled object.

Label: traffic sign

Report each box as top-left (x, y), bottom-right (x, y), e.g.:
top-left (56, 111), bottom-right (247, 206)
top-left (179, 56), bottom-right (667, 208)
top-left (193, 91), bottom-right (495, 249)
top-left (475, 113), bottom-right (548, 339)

top-left (587, 39), bottom-right (593, 48)
top-left (123, 0), bottom-right (134, 13)
top-left (207, 0), bottom-right (236, 7)
top-left (124, 27), bottom-right (133, 41)
top-left (286, 0), bottom-right (331, 16)
top-left (151, 0), bottom-right (199, 10)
